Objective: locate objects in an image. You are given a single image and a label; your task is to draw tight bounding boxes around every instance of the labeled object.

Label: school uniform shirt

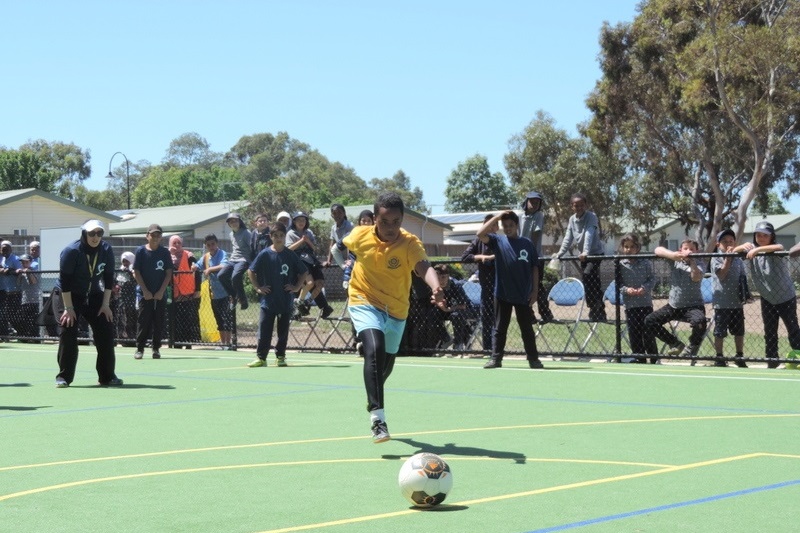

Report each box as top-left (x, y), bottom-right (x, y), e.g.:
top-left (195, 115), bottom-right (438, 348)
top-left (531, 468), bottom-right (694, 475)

top-left (748, 254), bottom-right (795, 305)
top-left (557, 210), bottom-right (604, 257)
top-left (58, 239), bottom-right (115, 298)
top-left (134, 245), bottom-right (174, 294)
top-left (229, 226), bottom-right (253, 263)
top-left (249, 247), bottom-right (308, 314)
top-left (0, 254), bottom-right (22, 291)
top-left (710, 256), bottom-right (745, 309)
top-left (342, 225), bottom-right (428, 320)
top-left (487, 233), bottom-right (538, 306)
top-left (521, 210), bottom-right (545, 257)
top-left (203, 249), bottom-right (229, 299)
top-left (619, 257), bottom-right (655, 308)
top-left (330, 219), bottom-right (354, 247)
top-left (249, 230), bottom-right (273, 261)
top-left (668, 260), bottom-right (706, 308)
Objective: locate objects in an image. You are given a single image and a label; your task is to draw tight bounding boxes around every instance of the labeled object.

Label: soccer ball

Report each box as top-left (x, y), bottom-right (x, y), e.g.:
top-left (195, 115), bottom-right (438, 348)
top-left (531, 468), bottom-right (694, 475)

top-left (398, 452), bottom-right (453, 508)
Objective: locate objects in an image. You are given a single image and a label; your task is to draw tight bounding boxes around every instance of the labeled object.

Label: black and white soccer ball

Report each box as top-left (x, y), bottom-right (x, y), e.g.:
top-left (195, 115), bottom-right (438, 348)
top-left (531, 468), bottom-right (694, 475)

top-left (398, 452), bottom-right (453, 508)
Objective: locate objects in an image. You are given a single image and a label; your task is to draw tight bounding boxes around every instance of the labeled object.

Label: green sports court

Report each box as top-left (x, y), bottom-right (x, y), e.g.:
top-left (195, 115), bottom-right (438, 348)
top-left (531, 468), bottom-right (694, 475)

top-left (2, 344), bottom-right (799, 532)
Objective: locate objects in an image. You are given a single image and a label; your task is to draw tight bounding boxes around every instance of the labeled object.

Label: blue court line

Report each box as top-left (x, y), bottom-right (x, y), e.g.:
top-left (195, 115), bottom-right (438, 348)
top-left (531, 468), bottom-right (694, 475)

top-left (524, 478), bottom-right (800, 533)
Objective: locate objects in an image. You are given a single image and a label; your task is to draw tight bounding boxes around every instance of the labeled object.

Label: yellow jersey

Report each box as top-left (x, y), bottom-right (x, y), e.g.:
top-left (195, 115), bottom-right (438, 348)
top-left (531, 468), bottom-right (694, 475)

top-left (343, 225), bottom-right (428, 319)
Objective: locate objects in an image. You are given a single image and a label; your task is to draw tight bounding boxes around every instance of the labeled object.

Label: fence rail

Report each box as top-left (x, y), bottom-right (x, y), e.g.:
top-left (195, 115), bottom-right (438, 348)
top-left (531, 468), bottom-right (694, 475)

top-left (6, 252), bottom-right (800, 367)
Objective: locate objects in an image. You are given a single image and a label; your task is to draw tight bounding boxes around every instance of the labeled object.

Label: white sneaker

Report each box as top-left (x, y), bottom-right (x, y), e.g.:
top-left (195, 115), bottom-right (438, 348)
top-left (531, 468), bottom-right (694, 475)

top-left (134, 351), bottom-right (144, 360)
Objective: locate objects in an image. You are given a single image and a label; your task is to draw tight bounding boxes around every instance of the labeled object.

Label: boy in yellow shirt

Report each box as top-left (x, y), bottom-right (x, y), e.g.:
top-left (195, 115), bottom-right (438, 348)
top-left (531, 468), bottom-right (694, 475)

top-left (343, 192), bottom-right (444, 443)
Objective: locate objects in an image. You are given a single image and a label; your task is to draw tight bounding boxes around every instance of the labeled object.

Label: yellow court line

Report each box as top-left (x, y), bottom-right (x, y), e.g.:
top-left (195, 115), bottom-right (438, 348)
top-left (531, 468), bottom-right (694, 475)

top-left (2, 413), bottom-right (798, 473)
top-left (255, 453), bottom-right (771, 533)
top-left (0, 456), bottom-right (672, 503)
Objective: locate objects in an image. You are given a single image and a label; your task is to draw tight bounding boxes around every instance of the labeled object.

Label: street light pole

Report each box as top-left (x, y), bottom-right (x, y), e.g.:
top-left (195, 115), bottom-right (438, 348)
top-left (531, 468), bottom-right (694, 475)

top-left (106, 152), bottom-right (131, 210)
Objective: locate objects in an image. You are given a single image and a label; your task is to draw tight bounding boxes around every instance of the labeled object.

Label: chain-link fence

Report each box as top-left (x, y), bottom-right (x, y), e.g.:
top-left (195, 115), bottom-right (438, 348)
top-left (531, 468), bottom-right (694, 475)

top-left (7, 253), bottom-right (800, 367)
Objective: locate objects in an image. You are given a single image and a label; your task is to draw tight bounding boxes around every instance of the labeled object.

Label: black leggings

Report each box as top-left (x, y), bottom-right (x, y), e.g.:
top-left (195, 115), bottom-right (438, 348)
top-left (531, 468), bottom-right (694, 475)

top-left (359, 329), bottom-right (396, 413)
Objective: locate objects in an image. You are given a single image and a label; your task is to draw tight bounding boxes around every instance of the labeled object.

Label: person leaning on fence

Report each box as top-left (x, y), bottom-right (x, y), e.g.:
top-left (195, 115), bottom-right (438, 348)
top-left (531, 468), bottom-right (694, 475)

top-left (249, 213), bottom-right (273, 259)
top-left (644, 239), bottom-right (707, 364)
top-left (16, 253), bottom-right (40, 340)
top-left (325, 203), bottom-right (354, 268)
top-left (0, 240), bottom-right (22, 339)
top-left (169, 235), bottom-right (202, 348)
top-left (193, 234), bottom-right (233, 349)
top-left (710, 229), bottom-right (748, 368)
top-left (433, 264), bottom-right (472, 351)
top-left (54, 220), bottom-right (122, 388)
top-left (28, 240), bottom-right (40, 271)
top-left (286, 211), bottom-right (334, 319)
top-left (478, 210), bottom-right (544, 370)
top-left (115, 251), bottom-right (138, 344)
top-left (617, 233), bottom-right (658, 364)
top-left (521, 191), bottom-right (554, 324)
top-left (246, 222), bottom-right (311, 368)
top-left (133, 224), bottom-right (173, 360)
top-left (218, 213), bottom-right (253, 311)
top-left (461, 213), bottom-right (497, 352)
top-left (733, 221), bottom-right (800, 369)
top-left (555, 193), bottom-right (607, 322)
top-left (342, 192), bottom-right (445, 443)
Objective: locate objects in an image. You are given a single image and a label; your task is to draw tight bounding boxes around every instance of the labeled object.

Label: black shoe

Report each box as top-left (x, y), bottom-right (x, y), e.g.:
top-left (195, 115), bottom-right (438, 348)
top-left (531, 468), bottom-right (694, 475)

top-left (734, 357), bottom-right (748, 368)
top-left (320, 305), bottom-right (334, 319)
top-left (152, 351), bottom-right (161, 359)
top-left (528, 359), bottom-right (544, 369)
top-left (297, 301), bottom-right (310, 316)
top-left (767, 357), bottom-right (780, 369)
top-left (240, 298), bottom-right (249, 310)
top-left (713, 356), bottom-right (728, 367)
top-left (371, 420), bottom-right (391, 443)
top-left (539, 314), bottom-right (555, 324)
top-left (483, 359), bottom-right (502, 369)
top-left (99, 377), bottom-right (124, 387)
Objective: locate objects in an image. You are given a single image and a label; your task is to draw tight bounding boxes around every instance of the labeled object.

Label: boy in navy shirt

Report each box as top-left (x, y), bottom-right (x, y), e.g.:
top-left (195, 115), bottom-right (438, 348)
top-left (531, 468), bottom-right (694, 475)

top-left (246, 222), bottom-right (310, 367)
top-left (133, 224), bottom-right (173, 360)
top-left (477, 210), bottom-right (543, 369)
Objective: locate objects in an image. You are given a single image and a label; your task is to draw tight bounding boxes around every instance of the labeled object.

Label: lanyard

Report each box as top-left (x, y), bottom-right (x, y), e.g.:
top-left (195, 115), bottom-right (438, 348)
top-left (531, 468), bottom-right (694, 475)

top-left (86, 253), bottom-right (98, 279)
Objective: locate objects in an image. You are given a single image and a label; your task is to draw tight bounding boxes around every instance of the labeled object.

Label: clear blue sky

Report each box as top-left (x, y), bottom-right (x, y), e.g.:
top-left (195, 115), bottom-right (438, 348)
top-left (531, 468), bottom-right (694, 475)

top-left (5, 1), bottom-right (794, 214)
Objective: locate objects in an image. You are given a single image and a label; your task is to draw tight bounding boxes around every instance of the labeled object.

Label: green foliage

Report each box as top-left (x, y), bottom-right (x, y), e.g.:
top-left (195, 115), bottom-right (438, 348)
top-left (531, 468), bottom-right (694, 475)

top-left (0, 150), bottom-right (55, 191)
top-left (444, 154), bottom-right (514, 212)
top-left (132, 165), bottom-right (243, 207)
top-left (368, 170), bottom-right (427, 213)
top-left (163, 132), bottom-right (221, 167)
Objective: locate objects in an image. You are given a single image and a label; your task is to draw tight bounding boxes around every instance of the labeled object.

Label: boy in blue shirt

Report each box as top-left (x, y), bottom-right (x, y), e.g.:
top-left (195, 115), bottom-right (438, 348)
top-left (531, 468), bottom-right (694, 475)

top-left (477, 210), bottom-right (543, 369)
top-left (133, 224), bottom-right (173, 360)
top-left (247, 222), bottom-right (310, 367)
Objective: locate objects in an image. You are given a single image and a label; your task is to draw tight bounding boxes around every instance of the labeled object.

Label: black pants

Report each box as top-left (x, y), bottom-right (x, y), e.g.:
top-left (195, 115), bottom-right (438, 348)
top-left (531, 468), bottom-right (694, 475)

top-left (56, 291), bottom-right (118, 385)
top-left (219, 261), bottom-right (249, 304)
top-left (360, 329), bottom-right (397, 413)
top-left (479, 285), bottom-right (495, 351)
top-left (256, 307), bottom-right (291, 359)
top-left (645, 304), bottom-right (706, 348)
top-left (492, 299), bottom-right (538, 362)
top-left (762, 297), bottom-right (800, 359)
top-left (137, 298), bottom-right (167, 352)
top-left (625, 306), bottom-right (658, 358)
top-left (582, 258), bottom-right (606, 321)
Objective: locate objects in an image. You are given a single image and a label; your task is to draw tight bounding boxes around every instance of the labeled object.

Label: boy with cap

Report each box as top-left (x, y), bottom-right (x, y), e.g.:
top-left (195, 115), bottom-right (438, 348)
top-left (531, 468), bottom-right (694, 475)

top-left (133, 224), bottom-right (173, 359)
top-left (734, 221), bottom-right (800, 368)
top-left (521, 191), bottom-right (554, 323)
top-left (219, 213), bottom-right (253, 310)
top-left (710, 229), bottom-right (747, 367)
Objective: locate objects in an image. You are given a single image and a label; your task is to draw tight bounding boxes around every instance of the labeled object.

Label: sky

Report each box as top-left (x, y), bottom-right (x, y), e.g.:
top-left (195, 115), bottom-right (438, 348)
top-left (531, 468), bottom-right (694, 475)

top-left (6, 1), bottom-right (794, 215)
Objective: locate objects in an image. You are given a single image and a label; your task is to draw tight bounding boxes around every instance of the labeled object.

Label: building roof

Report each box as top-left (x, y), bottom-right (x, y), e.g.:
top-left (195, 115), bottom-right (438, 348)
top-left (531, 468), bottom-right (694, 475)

top-left (0, 188), bottom-right (121, 223)
top-left (108, 200), bottom-right (249, 236)
top-left (309, 204), bottom-right (451, 230)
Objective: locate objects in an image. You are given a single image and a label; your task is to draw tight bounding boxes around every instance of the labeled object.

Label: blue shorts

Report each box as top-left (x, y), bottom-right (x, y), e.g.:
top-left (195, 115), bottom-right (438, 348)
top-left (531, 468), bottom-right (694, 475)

top-left (348, 304), bottom-right (406, 354)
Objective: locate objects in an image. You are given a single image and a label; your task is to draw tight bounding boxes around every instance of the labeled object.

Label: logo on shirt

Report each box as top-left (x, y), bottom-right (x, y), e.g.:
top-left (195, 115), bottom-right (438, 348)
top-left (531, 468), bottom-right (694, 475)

top-left (97, 262), bottom-right (106, 274)
top-left (387, 257), bottom-right (401, 270)
top-left (518, 249), bottom-right (529, 263)
top-left (155, 260), bottom-right (165, 271)
top-left (280, 264), bottom-right (289, 276)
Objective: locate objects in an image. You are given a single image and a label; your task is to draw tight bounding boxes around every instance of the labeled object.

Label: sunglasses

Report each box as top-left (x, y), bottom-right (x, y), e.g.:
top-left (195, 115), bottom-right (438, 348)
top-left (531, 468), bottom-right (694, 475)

top-left (86, 230), bottom-right (104, 237)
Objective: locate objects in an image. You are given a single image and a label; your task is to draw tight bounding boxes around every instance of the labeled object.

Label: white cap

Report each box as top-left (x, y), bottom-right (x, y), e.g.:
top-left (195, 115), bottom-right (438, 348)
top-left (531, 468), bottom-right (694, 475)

top-left (0, 240), bottom-right (11, 247)
top-left (277, 211), bottom-right (292, 222)
top-left (121, 251), bottom-right (135, 265)
top-left (81, 219), bottom-right (105, 233)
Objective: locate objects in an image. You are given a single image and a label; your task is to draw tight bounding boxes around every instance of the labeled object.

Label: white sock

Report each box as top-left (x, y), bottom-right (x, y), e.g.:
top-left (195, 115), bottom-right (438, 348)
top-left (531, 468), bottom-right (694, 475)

top-left (370, 409), bottom-right (385, 423)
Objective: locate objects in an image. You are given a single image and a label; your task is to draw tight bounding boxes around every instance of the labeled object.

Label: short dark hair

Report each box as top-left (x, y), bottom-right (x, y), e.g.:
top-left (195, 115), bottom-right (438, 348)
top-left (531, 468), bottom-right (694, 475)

top-left (255, 213), bottom-right (268, 221)
top-left (269, 222), bottom-right (287, 235)
top-left (570, 193), bottom-right (588, 204)
top-left (204, 234), bottom-right (218, 243)
top-left (330, 203), bottom-right (345, 212)
top-left (500, 210), bottom-right (519, 226)
top-left (433, 263), bottom-right (450, 275)
top-left (374, 192), bottom-right (404, 216)
top-left (618, 233), bottom-right (641, 253)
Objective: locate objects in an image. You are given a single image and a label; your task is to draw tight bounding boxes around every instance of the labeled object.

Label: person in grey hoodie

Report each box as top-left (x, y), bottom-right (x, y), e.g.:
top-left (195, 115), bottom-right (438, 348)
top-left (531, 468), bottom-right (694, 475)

top-left (520, 191), bottom-right (554, 323)
top-left (556, 193), bottom-right (606, 322)
top-left (218, 213), bottom-right (253, 310)
top-left (617, 233), bottom-right (658, 363)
